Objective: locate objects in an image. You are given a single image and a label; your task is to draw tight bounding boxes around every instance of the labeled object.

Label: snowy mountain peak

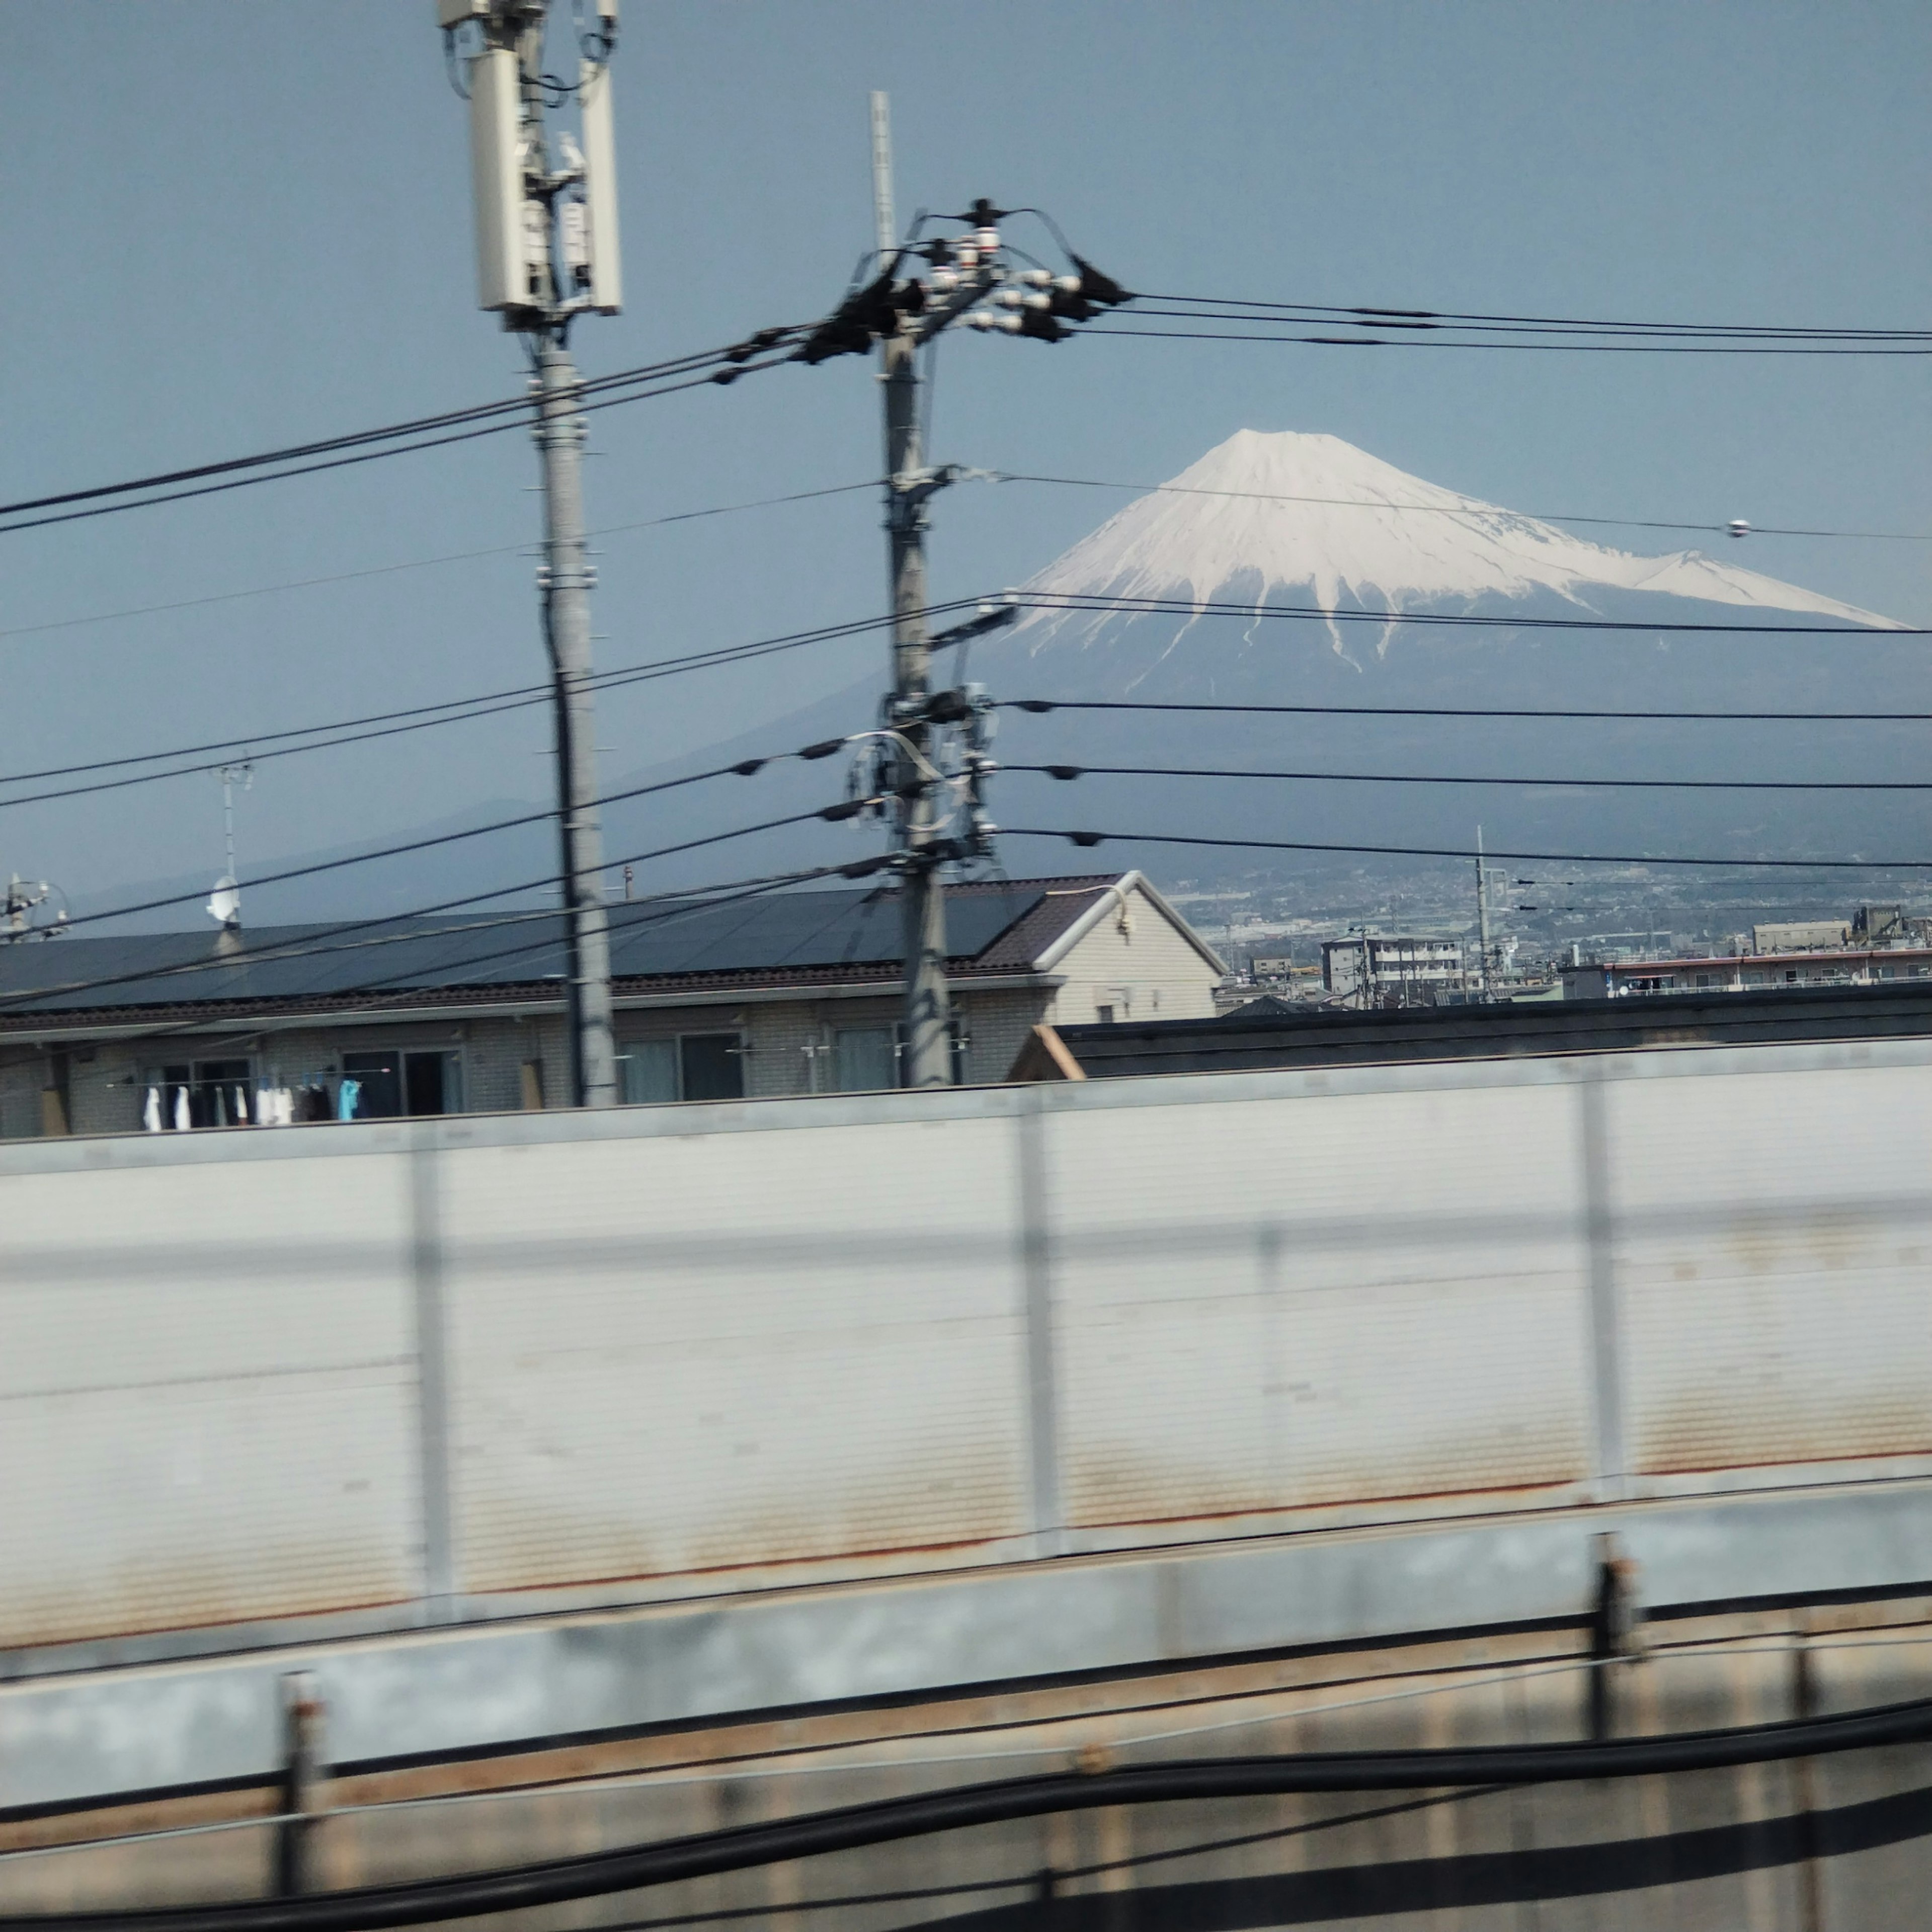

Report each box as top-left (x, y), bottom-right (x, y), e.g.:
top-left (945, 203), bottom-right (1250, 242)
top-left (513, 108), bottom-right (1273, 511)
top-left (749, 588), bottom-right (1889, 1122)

top-left (1020, 429), bottom-right (1900, 634)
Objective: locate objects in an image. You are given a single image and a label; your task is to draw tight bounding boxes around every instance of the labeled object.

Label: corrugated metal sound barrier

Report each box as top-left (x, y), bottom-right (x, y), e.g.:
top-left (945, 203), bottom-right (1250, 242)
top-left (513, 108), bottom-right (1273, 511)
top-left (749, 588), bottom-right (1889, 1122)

top-left (3, 1039), bottom-right (1929, 1657)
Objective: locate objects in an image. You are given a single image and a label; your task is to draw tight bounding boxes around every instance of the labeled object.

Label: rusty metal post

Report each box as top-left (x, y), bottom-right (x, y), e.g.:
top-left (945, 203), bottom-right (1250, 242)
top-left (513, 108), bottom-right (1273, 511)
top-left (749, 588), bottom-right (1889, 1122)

top-left (1587, 1533), bottom-right (1641, 1740)
top-left (1791, 1622), bottom-right (1826, 1932)
top-left (274, 1670), bottom-right (328, 1897)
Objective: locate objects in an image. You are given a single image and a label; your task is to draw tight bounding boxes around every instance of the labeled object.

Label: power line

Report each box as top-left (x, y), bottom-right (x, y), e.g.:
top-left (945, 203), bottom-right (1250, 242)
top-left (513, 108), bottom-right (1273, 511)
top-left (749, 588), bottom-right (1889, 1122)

top-left (1083, 323), bottom-right (1932, 357)
top-left (1133, 291), bottom-right (1932, 341)
top-left (0, 480), bottom-right (878, 643)
top-left (992, 472), bottom-right (1931, 544)
top-left (0, 351), bottom-right (805, 539)
top-left (0, 598), bottom-right (981, 800)
top-left (1008, 698), bottom-right (1932, 723)
top-left (0, 331), bottom-right (805, 524)
top-left (1006, 828), bottom-right (1932, 872)
top-left (41, 758), bottom-right (860, 941)
top-left (1011, 762), bottom-right (1932, 792)
top-left (1015, 591), bottom-right (1922, 635)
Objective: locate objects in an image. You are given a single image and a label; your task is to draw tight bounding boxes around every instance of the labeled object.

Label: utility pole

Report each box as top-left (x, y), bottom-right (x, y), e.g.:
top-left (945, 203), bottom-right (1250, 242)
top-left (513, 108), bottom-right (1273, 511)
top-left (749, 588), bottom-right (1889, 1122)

top-left (870, 94), bottom-right (950, 1090)
top-left (439, 0), bottom-right (621, 1107)
top-left (794, 112), bottom-right (1131, 1087)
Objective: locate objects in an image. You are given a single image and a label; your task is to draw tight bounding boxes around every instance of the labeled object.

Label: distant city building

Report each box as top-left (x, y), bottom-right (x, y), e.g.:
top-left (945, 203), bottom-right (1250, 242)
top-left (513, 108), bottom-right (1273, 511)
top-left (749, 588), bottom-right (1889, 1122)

top-left (1251, 954), bottom-right (1295, 979)
top-left (1563, 946), bottom-right (1932, 1001)
top-left (1321, 934), bottom-right (1467, 1004)
top-left (1752, 920), bottom-right (1852, 953)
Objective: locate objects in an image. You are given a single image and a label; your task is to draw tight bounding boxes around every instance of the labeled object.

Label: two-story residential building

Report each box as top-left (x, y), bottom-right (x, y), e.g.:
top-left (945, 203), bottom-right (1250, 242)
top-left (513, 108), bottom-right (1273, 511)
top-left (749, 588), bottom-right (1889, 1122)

top-left (0, 872), bottom-right (1224, 1137)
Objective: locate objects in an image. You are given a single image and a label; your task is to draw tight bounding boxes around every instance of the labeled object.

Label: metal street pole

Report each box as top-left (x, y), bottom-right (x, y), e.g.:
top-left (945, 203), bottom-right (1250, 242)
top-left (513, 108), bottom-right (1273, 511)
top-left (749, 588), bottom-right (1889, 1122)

top-left (440, 0), bottom-right (622, 1106)
top-left (535, 334), bottom-right (617, 1106)
top-left (871, 92), bottom-right (952, 1090)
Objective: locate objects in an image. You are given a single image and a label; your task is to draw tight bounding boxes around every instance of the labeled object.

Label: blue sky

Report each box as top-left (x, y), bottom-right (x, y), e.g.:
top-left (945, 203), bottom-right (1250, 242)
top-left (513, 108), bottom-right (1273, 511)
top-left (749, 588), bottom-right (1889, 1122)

top-left (1, 1), bottom-right (1925, 905)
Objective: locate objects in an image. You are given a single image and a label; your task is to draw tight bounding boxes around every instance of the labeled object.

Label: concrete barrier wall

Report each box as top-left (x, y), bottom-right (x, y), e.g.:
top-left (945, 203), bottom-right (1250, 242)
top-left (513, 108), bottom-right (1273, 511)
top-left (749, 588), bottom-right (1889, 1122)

top-left (5, 1038), bottom-right (1932, 1661)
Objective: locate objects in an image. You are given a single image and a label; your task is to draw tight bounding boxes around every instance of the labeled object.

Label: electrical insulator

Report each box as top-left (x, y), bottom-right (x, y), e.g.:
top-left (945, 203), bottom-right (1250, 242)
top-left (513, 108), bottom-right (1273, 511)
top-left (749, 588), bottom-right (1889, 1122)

top-left (1021, 291), bottom-right (1050, 310)
top-left (930, 268), bottom-right (959, 293)
top-left (1727, 519), bottom-right (1751, 539)
top-left (1020, 268), bottom-right (1053, 287)
top-left (996, 312), bottom-right (1023, 333)
top-left (996, 288), bottom-right (1024, 308)
top-left (966, 308), bottom-right (996, 329)
top-left (1053, 274), bottom-right (1081, 294)
top-left (975, 226), bottom-right (1000, 253)
top-left (954, 244), bottom-right (979, 269)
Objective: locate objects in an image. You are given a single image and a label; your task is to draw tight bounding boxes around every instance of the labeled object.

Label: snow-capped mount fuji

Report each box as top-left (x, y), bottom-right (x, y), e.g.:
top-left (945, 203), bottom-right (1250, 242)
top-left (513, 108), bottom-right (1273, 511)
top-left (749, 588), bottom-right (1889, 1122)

top-left (961, 429), bottom-right (1927, 867)
top-left (1007, 429), bottom-right (1897, 677)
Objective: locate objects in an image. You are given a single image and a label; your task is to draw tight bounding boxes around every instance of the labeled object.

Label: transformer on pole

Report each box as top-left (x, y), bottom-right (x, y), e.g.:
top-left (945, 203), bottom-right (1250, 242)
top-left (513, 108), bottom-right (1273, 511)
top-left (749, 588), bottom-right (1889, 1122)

top-left (437, 0), bottom-right (622, 1108)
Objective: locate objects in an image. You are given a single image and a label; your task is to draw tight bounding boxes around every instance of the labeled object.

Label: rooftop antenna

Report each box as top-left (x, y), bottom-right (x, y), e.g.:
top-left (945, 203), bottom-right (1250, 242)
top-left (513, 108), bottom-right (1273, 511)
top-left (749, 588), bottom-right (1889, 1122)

top-left (208, 760), bottom-right (253, 947)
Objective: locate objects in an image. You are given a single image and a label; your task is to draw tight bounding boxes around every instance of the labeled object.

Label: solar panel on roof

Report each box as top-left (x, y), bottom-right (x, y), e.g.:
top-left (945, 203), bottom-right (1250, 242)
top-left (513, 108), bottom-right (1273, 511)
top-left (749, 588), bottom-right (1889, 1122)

top-left (0, 887), bottom-right (1048, 1013)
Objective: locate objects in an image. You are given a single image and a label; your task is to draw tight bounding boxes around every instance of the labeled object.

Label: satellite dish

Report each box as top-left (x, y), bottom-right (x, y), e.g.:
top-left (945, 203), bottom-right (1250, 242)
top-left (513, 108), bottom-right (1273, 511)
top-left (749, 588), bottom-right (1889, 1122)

top-left (206, 875), bottom-right (240, 928)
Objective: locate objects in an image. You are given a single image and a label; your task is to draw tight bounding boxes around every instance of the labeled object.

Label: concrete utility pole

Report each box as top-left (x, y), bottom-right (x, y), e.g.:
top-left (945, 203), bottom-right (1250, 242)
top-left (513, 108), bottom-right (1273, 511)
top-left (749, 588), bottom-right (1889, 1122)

top-left (439, 0), bottom-right (621, 1106)
top-left (871, 93), bottom-right (951, 1090)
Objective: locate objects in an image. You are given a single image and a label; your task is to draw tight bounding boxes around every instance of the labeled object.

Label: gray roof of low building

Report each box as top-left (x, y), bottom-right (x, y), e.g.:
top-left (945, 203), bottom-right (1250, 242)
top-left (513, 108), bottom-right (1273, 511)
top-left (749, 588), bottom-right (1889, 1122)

top-left (0, 876), bottom-right (1122, 1032)
top-left (1042, 982), bottom-right (1932, 1079)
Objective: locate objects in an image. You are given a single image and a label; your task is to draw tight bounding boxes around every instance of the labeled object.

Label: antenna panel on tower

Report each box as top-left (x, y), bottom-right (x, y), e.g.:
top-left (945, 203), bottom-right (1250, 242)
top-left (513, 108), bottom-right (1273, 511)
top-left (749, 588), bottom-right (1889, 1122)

top-left (579, 56), bottom-right (623, 313)
top-left (468, 45), bottom-right (527, 311)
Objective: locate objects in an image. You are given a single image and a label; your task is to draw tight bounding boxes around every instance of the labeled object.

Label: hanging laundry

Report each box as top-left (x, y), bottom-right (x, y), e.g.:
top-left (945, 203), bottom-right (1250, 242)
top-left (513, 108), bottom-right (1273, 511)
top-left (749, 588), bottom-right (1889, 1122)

top-left (336, 1077), bottom-right (361, 1122)
top-left (143, 1087), bottom-right (162, 1134)
top-left (173, 1087), bottom-right (191, 1132)
top-left (233, 1085), bottom-right (250, 1124)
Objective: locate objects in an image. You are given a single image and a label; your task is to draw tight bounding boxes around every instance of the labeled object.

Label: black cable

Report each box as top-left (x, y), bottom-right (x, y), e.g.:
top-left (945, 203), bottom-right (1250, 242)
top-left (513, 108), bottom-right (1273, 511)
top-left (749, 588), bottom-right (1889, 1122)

top-left (1007, 698), bottom-right (1932, 723)
top-left (11, 1697), bottom-right (1928, 1930)
top-left (1016, 591), bottom-right (1923, 636)
top-left (0, 335), bottom-right (806, 523)
top-left (1124, 303), bottom-right (1932, 346)
top-left (993, 472), bottom-right (1932, 544)
top-left (0, 597), bottom-right (979, 801)
top-left (1134, 290), bottom-right (1932, 340)
top-left (37, 762), bottom-right (832, 943)
top-left (1005, 828), bottom-right (1932, 872)
top-left (1083, 324), bottom-right (1932, 357)
top-left (0, 354), bottom-right (804, 539)
top-left (0, 479), bottom-right (880, 646)
top-left (1010, 762), bottom-right (1932, 793)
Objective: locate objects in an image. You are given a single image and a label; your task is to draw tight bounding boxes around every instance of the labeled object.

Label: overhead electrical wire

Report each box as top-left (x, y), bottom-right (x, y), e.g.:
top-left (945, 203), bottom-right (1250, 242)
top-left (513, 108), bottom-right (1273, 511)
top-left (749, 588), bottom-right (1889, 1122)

top-left (27, 749), bottom-right (869, 943)
top-left (1013, 590), bottom-right (1929, 636)
top-left (0, 329), bottom-right (807, 524)
top-left (991, 472), bottom-right (1932, 544)
top-left (0, 340), bottom-right (807, 538)
top-left (10, 1696), bottom-right (1926, 1930)
top-left (1006, 828), bottom-right (1932, 873)
top-left (1083, 322), bottom-right (1932, 357)
top-left (1011, 762), bottom-right (1932, 793)
top-left (0, 479), bottom-right (880, 644)
top-left (1007, 698), bottom-right (1932, 723)
top-left (0, 598), bottom-right (986, 804)
top-left (1130, 290), bottom-right (1932, 341)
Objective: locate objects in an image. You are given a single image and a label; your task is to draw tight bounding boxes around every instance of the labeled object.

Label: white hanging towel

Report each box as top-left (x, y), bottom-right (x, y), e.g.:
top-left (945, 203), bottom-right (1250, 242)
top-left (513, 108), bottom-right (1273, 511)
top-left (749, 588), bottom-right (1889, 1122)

top-left (143, 1087), bottom-right (162, 1133)
top-left (233, 1084), bottom-right (249, 1124)
top-left (173, 1087), bottom-right (191, 1132)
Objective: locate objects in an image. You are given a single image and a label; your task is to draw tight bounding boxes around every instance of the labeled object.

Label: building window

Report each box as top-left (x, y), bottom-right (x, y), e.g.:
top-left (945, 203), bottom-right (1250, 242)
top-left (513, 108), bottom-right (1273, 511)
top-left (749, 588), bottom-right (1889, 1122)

top-left (339, 1050), bottom-right (463, 1120)
top-left (835, 1026), bottom-right (898, 1093)
top-left (0, 1060), bottom-right (44, 1140)
top-left (617, 1032), bottom-right (745, 1104)
top-left (1095, 1004), bottom-right (1115, 1025)
top-left (831, 1019), bottom-right (970, 1093)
